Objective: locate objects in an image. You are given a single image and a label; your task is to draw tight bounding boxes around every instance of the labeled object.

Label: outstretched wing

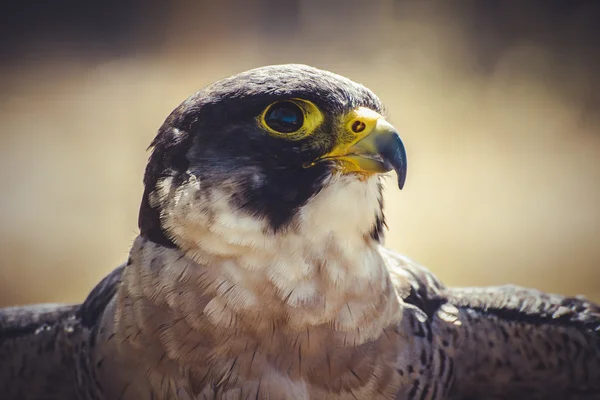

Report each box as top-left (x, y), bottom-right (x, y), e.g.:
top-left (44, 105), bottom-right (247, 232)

top-left (380, 246), bottom-right (600, 400)
top-left (446, 285), bottom-right (600, 400)
top-left (0, 303), bottom-right (82, 399)
top-left (0, 264), bottom-right (125, 400)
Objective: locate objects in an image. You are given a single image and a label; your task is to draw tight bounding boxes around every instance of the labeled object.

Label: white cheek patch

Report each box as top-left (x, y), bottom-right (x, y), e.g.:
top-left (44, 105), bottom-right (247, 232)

top-left (297, 175), bottom-right (382, 240)
top-left (149, 176), bottom-right (173, 209)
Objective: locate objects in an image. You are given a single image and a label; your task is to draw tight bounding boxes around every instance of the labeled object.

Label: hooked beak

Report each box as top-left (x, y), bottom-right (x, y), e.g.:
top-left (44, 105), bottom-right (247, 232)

top-left (315, 107), bottom-right (407, 189)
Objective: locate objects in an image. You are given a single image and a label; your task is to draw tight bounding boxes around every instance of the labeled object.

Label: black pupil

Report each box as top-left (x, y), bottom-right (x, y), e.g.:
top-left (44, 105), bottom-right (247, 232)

top-left (265, 102), bottom-right (304, 133)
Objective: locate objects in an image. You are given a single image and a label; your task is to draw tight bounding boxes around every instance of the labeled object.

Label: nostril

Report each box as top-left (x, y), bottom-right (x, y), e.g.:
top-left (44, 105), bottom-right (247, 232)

top-left (351, 120), bottom-right (366, 133)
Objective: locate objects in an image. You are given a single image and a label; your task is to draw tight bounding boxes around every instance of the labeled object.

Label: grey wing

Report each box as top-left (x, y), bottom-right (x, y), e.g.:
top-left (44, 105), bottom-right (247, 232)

top-left (380, 246), bottom-right (600, 399)
top-left (0, 264), bottom-right (126, 400)
top-left (444, 285), bottom-right (600, 400)
top-left (0, 303), bottom-right (82, 400)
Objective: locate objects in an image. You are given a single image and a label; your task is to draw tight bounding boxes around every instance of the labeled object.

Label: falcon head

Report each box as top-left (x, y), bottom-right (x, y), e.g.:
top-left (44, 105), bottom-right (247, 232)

top-left (139, 64), bottom-right (406, 255)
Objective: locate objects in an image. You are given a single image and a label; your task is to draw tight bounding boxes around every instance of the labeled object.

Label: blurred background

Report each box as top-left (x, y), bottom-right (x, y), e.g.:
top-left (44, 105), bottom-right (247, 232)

top-left (1, 0), bottom-right (599, 306)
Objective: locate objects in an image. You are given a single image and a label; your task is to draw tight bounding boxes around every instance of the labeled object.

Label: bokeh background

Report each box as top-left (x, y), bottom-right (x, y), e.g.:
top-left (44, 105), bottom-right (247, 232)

top-left (1, 0), bottom-right (599, 306)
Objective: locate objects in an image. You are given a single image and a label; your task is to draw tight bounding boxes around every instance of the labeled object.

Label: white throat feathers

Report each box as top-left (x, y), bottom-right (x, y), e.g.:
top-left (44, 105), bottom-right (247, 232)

top-left (120, 173), bottom-right (402, 349)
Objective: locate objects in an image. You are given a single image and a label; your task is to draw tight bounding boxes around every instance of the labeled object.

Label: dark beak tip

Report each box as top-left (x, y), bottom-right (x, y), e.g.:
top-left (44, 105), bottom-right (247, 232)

top-left (383, 160), bottom-right (406, 190)
top-left (397, 171), bottom-right (407, 190)
top-left (370, 124), bottom-right (408, 190)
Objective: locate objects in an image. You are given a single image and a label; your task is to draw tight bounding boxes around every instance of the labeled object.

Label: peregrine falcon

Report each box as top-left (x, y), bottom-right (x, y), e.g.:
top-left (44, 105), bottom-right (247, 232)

top-left (1, 64), bottom-right (599, 400)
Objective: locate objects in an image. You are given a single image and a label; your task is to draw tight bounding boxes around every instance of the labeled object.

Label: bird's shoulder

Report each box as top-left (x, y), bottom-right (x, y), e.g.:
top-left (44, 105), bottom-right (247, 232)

top-left (77, 263), bottom-right (126, 329)
top-left (378, 246), bottom-right (447, 319)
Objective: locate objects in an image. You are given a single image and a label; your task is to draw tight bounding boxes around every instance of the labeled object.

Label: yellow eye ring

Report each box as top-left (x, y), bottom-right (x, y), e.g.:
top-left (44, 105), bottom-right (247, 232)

top-left (263, 101), bottom-right (304, 133)
top-left (259, 98), bottom-right (324, 140)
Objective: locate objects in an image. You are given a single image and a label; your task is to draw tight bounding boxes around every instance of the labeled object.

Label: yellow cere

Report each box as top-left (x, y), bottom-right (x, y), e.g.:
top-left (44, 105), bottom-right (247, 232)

top-left (320, 107), bottom-right (384, 163)
top-left (340, 107), bottom-right (383, 150)
top-left (258, 98), bottom-right (324, 141)
top-left (306, 107), bottom-right (387, 177)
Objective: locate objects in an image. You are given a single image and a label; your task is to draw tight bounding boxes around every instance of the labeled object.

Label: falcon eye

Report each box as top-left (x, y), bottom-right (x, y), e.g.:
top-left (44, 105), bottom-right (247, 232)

top-left (259, 98), bottom-right (323, 140)
top-left (264, 101), bottom-right (304, 133)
